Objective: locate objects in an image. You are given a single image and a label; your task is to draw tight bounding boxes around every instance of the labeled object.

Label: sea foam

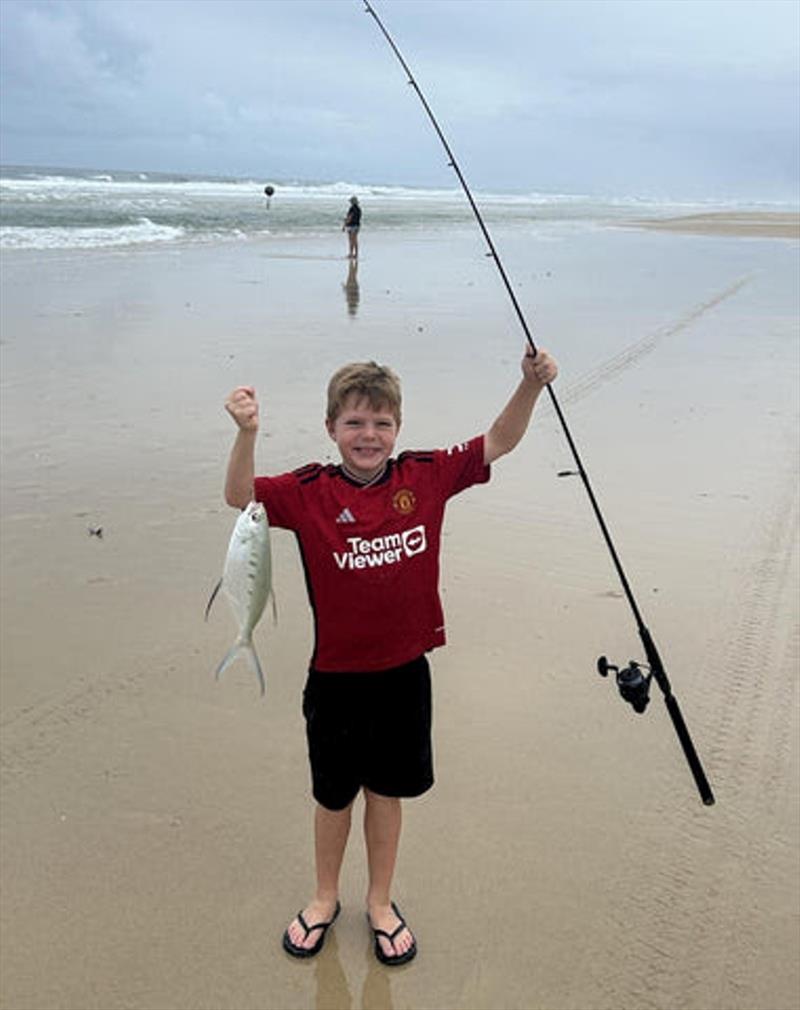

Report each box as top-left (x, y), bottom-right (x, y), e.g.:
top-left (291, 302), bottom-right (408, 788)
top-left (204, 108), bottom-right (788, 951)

top-left (0, 218), bottom-right (185, 251)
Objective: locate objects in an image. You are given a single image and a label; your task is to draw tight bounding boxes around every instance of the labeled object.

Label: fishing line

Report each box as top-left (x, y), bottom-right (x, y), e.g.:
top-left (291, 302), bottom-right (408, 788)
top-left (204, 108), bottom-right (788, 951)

top-left (363, 1), bottom-right (715, 806)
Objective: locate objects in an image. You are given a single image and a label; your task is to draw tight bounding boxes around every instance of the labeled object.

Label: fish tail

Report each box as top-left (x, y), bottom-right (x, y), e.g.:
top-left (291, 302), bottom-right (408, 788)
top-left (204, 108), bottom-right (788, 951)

top-left (248, 643), bottom-right (266, 697)
top-left (214, 638), bottom-right (266, 697)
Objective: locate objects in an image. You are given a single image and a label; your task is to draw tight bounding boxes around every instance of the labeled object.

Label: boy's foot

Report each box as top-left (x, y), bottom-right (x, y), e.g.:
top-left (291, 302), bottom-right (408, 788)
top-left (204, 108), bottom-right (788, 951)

top-left (283, 899), bottom-right (341, 959)
top-left (367, 901), bottom-right (417, 966)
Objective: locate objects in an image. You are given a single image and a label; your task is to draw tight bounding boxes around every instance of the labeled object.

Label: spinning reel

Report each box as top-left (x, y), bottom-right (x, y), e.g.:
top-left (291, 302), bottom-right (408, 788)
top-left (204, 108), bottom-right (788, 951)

top-left (597, 655), bottom-right (653, 714)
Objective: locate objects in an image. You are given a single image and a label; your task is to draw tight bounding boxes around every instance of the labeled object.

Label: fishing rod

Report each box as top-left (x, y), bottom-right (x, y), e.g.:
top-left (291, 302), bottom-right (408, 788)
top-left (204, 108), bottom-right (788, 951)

top-left (363, 1), bottom-right (715, 807)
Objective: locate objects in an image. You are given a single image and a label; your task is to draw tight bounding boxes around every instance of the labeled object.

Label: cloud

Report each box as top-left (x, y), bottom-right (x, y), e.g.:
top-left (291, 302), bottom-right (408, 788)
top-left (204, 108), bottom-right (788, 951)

top-left (1, 0), bottom-right (798, 199)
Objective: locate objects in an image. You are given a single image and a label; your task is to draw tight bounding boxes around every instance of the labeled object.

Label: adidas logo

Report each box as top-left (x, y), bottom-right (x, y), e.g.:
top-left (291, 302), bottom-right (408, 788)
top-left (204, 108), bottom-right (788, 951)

top-left (335, 508), bottom-right (357, 524)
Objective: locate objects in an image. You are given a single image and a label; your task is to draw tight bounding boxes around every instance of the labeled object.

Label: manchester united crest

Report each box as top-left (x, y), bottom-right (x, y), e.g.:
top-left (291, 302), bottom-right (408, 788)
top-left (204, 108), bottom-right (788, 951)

top-left (392, 488), bottom-right (417, 515)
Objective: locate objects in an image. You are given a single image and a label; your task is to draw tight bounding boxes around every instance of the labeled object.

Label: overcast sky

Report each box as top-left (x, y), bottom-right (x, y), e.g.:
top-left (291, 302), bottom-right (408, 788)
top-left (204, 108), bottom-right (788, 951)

top-left (1, 0), bottom-right (798, 200)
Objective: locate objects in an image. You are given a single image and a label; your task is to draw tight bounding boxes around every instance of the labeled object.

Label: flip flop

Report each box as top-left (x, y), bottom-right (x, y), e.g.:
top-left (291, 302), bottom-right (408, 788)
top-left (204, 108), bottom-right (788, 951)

top-left (282, 900), bottom-right (341, 959)
top-left (368, 901), bottom-right (417, 966)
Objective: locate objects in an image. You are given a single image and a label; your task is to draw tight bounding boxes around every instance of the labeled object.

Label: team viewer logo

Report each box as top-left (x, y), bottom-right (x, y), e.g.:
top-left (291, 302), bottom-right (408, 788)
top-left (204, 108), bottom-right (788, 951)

top-left (401, 525), bottom-right (426, 556)
top-left (333, 524), bottom-right (427, 570)
top-left (392, 488), bottom-right (417, 515)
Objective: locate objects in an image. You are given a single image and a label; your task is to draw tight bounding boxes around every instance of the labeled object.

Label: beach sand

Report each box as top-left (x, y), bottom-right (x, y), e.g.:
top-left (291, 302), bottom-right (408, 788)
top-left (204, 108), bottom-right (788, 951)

top-left (631, 210), bottom-right (800, 239)
top-left (1, 216), bottom-right (798, 1010)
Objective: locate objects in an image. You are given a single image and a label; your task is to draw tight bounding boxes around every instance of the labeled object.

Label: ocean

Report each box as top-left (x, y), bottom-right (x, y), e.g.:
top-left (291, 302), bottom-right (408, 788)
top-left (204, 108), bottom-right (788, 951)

top-left (2, 164), bottom-right (793, 253)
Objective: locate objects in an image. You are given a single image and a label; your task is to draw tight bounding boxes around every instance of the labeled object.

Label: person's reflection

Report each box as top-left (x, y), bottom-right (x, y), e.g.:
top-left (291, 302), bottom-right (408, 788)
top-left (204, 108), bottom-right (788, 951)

top-left (314, 932), bottom-right (353, 1010)
top-left (342, 259), bottom-right (360, 317)
top-left (311, 930), bottom-right (396, 1010)
top-left (362, 957), bottom-right (393, 1010)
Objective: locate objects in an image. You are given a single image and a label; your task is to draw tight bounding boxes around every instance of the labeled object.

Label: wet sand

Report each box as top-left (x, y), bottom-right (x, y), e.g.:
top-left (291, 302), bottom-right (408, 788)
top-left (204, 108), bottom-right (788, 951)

top-left (631, 210), bottom-right (800, 239)
top-left (1, 219), bottom-right (798, 1010)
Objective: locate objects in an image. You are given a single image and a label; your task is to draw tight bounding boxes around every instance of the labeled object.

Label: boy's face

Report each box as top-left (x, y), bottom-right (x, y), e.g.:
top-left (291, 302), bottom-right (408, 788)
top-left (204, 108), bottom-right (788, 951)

top-left (326, 394), bottom-right (399, 481)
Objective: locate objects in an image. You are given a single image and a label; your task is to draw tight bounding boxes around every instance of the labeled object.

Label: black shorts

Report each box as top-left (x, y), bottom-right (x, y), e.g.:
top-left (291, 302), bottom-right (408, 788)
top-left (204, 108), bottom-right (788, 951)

top-left (302, 655), bottom-right (433, 811)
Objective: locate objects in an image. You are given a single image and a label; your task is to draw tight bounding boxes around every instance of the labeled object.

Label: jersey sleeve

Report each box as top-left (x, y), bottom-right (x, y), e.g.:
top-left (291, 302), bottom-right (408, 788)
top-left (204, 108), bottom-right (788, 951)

top-left (433, 434), bottom-right (490, 499)
top-left (253, 471), bottom-right (304, 530)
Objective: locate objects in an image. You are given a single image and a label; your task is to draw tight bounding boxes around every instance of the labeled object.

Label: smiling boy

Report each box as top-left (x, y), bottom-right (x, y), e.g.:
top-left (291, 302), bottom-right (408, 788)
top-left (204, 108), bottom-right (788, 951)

top-left (224, 348), bottom-right (557, 965)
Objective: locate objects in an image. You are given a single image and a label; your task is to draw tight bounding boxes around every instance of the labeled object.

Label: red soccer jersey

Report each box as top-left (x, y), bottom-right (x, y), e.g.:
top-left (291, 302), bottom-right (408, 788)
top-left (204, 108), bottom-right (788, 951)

top-left (254, 435), bottom-right (490, 672)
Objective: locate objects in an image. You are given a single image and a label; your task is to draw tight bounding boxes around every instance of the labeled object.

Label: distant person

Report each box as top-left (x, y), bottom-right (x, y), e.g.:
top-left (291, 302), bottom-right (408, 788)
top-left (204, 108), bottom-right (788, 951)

top-left (342, 196), bottom-right (361, 259)
top-left (264, 185), bottom-right (274, 210)
top-left (223, 346), bottom-right (558, 967)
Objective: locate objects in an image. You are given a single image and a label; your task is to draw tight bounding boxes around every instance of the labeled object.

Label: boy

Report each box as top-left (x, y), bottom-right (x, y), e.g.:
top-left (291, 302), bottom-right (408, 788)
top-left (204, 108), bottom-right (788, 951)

top-left (224, 347), bottom-right (557, 965)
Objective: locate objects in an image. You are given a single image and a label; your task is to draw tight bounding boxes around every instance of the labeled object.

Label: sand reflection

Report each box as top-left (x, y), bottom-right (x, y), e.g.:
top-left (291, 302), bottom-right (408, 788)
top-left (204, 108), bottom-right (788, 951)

top-left (361, 950), bottom-right (394, 1010)
top-left (342, 259), bottom-right (360, 316)
top-left (312, 934), bottom-right (394, 1010)
top-left (314, 933), bottom-right (353, 1010)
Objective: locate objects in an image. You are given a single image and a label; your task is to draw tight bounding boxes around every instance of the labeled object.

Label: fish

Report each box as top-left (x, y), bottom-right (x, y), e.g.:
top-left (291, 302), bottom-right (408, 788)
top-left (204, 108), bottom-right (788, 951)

top-left (205, 500), bottom-right (276, 695)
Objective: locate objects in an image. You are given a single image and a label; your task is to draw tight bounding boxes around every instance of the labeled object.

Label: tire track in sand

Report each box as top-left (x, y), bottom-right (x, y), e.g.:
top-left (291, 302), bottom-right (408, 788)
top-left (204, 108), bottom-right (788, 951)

top-left (545, 275), bottom-right (752, 411)
top-left (0, 667), bottom-right (148, 789)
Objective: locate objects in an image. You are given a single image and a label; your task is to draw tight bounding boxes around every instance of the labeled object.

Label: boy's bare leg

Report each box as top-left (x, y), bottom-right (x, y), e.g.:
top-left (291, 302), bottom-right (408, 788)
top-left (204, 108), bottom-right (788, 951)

top-left (363, 789), bottom-right (415, 958)
top-left (285, 801), bottom-right (352, 949)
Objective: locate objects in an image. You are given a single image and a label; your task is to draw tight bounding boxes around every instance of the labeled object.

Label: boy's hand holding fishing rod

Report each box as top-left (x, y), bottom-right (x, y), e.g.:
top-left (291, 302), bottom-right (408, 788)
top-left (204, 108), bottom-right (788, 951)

top-left (523, 347), bottom-right (558, 387)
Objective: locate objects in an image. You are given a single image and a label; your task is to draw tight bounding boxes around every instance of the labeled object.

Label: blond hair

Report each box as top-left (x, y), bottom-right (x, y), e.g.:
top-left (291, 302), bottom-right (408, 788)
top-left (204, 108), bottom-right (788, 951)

top-left (326, 361), bottom-right (402, 424)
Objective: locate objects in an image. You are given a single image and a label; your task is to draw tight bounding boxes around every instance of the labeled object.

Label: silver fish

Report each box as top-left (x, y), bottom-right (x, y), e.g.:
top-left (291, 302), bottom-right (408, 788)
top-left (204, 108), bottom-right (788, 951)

top-left (206, 500), bottom-right (276, 695)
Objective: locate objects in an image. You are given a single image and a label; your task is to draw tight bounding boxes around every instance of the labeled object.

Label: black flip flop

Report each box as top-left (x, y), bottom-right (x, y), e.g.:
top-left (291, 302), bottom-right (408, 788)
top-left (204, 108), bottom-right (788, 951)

top-left (282, 900), bottom-right (341, 959)
top-left (368, 901), bottom-right (417, 966)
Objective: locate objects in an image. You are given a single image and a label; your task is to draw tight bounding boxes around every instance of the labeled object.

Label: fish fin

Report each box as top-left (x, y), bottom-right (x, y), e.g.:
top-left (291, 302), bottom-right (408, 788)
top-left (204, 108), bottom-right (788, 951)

top-left (204, 577), bottom-right (223, 621)
top-left (214, 639), bottom-right (266, 697)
